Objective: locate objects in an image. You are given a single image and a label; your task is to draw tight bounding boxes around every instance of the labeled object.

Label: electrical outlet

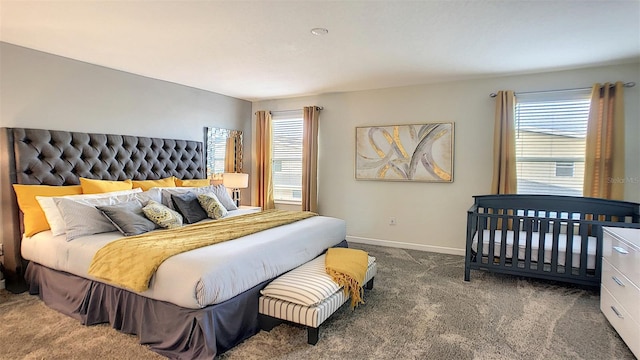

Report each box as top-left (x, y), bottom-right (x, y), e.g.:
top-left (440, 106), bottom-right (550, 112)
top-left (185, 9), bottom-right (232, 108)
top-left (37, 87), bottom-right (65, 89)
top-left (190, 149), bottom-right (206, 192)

top-left (389, 217), bottom-right (397, 225)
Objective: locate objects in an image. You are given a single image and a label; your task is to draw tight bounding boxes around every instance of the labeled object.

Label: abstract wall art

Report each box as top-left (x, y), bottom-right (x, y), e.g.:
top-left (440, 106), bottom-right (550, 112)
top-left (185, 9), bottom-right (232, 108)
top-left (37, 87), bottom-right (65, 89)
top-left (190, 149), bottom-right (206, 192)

top-left (355, 123), bottom-right (454, 182)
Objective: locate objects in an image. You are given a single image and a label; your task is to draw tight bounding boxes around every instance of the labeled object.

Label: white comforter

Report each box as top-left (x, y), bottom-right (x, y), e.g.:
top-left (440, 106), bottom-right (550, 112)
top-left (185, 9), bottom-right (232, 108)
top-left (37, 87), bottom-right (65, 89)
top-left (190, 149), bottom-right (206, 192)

top-left (21, 209), bottom-right (346, 309)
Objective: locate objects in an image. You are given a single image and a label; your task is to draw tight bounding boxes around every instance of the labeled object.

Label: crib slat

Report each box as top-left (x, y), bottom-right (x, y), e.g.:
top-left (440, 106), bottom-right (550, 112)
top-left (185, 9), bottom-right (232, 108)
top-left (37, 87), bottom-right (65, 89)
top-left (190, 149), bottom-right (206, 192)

top-left (524, 218), bottom-right (533, 271)
top-left (537, 219), bottom-right (547, 271)
top-left (499, 209), bottom-right (509, 266)
top-left (488, 211), bottom-right (497, 265)
top-left (565, 219), bottom-right (574, 273)
top-left (579, 220), bottom-right (589, 278)
top-left (551, 220), bottom-right (561, 274)
top-left (477, 214), bottom-right (486, 266)
top-left (512, 215), bottom-right (521, 269)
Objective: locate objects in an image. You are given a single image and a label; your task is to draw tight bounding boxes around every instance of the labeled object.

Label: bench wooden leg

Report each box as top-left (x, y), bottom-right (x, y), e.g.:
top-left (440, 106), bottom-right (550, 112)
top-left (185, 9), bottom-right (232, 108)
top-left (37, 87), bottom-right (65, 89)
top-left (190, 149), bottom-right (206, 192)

top-left (307, 326), bottom-right (319, 345)
top-left (259, 314), bottom-right (282, 332)
top-left (365, 277), bottom-right (374, 290)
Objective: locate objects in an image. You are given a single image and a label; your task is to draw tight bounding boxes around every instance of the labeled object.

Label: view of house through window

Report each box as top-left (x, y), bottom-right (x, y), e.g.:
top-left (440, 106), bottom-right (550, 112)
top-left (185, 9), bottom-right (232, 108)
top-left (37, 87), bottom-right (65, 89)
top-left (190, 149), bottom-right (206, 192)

top-left (272, 113), bottom-right (303, 203)
top-left (515, 90), bottom-right (591, 196)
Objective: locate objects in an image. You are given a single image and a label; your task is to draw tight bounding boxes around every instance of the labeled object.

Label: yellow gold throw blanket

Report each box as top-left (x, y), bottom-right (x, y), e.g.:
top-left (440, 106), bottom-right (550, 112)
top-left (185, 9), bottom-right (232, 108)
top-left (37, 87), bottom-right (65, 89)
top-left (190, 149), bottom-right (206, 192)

top-left (325, 247), bottom-right (369, 308)
top-left (88, 209), bottom-right (316, 292)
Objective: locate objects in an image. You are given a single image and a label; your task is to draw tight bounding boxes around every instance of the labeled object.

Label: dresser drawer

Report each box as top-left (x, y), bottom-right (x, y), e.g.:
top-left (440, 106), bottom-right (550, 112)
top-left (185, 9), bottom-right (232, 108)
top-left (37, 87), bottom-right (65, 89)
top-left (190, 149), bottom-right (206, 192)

top-left (600, 286), bottom-right (640, 358)
top-left (603, 230), bottom-right (640, 285)
top-left (602, 258), bottom-right (640, 323)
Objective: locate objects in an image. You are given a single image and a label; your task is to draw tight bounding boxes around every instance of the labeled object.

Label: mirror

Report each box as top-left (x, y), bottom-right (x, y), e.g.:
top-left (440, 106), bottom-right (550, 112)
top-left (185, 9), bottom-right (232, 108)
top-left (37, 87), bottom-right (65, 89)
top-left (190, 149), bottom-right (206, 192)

top-left (206, 127), bottom-right (243, 179)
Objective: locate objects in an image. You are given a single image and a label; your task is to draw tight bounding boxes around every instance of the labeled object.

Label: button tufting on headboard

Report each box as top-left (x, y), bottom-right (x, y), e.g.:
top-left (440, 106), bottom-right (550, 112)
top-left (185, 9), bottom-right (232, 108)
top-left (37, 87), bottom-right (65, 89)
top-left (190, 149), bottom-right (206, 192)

top-left (11, 128), bottom-right (205, 185)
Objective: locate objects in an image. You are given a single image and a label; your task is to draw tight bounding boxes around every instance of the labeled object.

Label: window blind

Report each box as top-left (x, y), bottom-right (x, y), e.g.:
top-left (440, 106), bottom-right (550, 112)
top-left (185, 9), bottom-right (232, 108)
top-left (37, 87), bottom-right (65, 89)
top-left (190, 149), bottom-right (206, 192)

top-left (272, 114), bottom-right (303, 202)
top-left (515, 90), bottom-right (591, 196)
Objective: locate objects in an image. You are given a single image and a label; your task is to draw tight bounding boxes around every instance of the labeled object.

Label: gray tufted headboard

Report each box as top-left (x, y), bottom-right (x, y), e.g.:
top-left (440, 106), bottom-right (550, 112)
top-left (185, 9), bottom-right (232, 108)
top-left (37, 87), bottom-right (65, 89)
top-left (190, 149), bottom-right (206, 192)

top-left (0, 127), bottom-right (205, 290)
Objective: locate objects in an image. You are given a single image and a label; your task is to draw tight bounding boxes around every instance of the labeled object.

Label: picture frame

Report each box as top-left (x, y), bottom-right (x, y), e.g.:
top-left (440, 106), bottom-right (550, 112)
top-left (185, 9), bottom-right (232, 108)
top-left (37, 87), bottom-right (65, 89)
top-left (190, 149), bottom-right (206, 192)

top-left (355, 123), bottom-right (454, 182)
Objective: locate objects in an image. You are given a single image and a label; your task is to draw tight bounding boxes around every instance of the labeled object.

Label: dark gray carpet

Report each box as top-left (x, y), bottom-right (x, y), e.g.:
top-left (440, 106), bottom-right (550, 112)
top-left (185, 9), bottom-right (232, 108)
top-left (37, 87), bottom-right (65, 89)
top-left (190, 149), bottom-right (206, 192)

top-left (0, 244), bottom-right (634, 359)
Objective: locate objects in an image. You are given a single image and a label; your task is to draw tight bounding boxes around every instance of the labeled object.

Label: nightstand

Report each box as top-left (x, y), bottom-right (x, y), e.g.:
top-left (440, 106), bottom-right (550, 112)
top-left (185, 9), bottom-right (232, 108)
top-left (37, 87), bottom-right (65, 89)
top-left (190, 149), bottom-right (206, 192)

top-left (601, 226), bottom-right (640, 358)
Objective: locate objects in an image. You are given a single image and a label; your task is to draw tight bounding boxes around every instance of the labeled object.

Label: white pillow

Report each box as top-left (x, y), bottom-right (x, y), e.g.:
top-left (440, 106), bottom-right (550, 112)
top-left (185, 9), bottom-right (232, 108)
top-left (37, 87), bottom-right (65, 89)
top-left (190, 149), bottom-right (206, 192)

top-left (37, 188), bottom-right (143, 236)
top-left (210, 184), bottom-right (238, 211)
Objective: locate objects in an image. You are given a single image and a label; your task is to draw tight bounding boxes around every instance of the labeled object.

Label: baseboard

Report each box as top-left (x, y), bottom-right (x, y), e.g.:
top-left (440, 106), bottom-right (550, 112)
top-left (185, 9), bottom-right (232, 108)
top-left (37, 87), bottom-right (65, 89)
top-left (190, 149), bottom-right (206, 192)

top-left (346, 236), bottom-right (465, 256)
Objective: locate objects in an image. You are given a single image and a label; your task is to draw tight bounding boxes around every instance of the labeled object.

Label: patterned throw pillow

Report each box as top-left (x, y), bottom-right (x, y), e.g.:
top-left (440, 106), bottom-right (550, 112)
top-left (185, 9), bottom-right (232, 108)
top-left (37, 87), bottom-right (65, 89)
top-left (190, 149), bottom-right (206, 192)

top-left (197, 193), bottom-right (228, 219)
top-left (142, 200), bottom-right (183, 229)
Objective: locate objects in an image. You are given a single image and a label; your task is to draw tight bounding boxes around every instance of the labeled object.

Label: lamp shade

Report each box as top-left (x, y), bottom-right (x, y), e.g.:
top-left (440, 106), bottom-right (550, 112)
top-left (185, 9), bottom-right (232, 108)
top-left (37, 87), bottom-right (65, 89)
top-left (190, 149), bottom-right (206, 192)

top-left (223, 173), bottom-right (249, 189)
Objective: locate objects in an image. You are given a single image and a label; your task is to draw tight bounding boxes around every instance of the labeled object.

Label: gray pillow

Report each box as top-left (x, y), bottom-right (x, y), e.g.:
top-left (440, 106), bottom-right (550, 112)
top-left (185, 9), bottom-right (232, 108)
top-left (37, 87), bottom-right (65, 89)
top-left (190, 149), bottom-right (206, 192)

top-left (171, 192), bottom-right (208, 224)
top-left (54, 197), bottom-right (117, 241)
top-left (161, 185), bottom-right (238, 211)
top-left (97, 200), bottom-right (158, 236)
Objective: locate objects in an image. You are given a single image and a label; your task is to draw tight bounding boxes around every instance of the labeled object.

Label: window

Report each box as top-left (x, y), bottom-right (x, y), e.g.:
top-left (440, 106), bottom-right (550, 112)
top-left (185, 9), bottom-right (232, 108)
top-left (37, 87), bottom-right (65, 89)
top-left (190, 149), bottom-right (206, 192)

top-left (515, 90), bottom-right (591, 196)
top-left (272, 113), bottom-right (303, 203)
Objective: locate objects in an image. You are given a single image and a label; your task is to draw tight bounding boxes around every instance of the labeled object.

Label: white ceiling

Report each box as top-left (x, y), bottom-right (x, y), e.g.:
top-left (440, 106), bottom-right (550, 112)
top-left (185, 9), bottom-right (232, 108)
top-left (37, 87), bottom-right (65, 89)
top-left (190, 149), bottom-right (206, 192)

top-left (1, 1), bottom-right (639, 101)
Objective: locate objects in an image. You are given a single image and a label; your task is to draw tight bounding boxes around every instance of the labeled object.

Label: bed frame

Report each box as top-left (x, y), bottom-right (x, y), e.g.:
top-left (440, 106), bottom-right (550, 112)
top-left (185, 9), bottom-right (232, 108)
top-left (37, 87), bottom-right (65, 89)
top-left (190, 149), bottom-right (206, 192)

top-left (464, 194), bottom-right (640, 287)
top-left (0, 127), bottom-right (347, 359)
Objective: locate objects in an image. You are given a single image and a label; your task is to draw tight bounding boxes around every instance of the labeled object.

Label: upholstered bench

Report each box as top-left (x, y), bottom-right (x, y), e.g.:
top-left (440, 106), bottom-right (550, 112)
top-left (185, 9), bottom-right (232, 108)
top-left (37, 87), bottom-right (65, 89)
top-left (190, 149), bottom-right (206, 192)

top-left (258, 254), bottom-right (377, 345)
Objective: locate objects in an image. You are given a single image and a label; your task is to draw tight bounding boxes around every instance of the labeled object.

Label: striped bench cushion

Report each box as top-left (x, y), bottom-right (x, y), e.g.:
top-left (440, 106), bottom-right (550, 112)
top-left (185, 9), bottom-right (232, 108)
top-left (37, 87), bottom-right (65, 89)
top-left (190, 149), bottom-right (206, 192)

top-left (259, 288), bottom-right (347, 328)
top-left (259, 259), bottom-right (377, 328)
top-left (260, 254), bottom-right (376, 307)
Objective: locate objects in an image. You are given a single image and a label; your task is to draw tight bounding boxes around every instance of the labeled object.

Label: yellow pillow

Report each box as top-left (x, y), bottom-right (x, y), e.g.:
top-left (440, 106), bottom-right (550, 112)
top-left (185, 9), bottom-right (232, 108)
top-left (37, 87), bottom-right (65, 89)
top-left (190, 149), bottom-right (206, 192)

top-left (79, 178), bottom-right (133, 194)
top-left (12, 184), bottom-right (83, 237)
top-left (132, 177), bottom-right (176, 191)
top-left (175, 178), bottom-right (211, 187)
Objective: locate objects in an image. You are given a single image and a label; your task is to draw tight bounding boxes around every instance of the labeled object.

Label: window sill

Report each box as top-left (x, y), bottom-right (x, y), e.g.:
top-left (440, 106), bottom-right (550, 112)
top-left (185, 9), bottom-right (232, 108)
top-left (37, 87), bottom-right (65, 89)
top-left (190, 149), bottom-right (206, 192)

top-left (274, 200), bottom-right (302, 206)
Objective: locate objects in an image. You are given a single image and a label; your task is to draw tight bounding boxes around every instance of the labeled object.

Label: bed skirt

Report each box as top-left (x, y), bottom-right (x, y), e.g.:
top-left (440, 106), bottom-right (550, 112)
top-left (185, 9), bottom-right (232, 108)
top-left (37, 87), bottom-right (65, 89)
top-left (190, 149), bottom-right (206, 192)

top-left (24, 239), bottom-right (349, 359)
top-left (26, 262), bottom-right (264, 359)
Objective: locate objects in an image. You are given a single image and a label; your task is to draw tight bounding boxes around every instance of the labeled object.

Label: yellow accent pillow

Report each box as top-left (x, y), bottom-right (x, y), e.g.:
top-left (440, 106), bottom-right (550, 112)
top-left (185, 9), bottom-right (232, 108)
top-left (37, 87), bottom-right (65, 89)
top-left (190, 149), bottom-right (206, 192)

top-left (12, 184), bottom-right (83, 237)
top-left (175, 178), bottom-right (210, 187)
top-left (132, 177), bottom-right (176, 191)
top-left (80, 178), bottom-right (133, 194)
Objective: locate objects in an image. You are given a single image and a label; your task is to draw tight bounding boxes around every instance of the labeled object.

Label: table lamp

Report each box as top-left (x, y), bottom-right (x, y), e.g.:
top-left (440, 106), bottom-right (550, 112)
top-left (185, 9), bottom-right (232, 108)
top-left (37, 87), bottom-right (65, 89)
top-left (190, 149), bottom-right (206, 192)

top-left (223, 173), bottom-right (249, 207)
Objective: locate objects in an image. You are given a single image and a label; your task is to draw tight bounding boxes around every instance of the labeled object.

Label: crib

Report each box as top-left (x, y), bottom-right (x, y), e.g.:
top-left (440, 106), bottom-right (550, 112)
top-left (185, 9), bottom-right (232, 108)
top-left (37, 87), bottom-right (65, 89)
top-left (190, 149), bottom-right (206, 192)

top-left (464, 195), bottom-right (640, 287)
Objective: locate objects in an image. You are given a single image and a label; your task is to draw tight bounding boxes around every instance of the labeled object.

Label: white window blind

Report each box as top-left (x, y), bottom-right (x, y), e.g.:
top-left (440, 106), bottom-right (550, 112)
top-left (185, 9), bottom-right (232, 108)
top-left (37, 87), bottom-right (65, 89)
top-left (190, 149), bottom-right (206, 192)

top-left (272, 113), bottom-right (303, 203)
top-left (515, 90), bottom-right (591, 196)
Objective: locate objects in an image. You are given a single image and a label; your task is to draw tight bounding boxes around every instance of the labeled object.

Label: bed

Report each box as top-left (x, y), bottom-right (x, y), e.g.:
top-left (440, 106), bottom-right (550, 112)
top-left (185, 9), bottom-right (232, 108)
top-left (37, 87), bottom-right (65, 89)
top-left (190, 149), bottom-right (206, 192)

top-left (464, 194), bottom-right (640, 287)
top-left (0, 127), bottom-right (347, 359)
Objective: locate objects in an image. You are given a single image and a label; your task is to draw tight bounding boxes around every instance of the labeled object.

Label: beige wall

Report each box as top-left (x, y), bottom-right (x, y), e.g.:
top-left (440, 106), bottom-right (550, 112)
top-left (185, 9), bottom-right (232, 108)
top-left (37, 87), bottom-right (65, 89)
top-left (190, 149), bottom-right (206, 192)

top-left (252, 62), bottom-right (640, 254)
top-left (0, 42), bottom-right (253, 250)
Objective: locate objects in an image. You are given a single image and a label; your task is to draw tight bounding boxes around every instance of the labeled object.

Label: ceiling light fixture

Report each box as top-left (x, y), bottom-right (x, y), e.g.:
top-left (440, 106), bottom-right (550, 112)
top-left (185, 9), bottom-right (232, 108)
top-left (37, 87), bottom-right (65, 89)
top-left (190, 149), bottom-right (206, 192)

top-left (310, 28), bottom-right (328, 36)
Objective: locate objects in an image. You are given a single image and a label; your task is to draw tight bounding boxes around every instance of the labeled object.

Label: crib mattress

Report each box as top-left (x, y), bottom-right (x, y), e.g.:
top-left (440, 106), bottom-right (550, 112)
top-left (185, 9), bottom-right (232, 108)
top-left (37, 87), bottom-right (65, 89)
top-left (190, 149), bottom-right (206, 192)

top-left (472, 230), bottom-right (597, 270)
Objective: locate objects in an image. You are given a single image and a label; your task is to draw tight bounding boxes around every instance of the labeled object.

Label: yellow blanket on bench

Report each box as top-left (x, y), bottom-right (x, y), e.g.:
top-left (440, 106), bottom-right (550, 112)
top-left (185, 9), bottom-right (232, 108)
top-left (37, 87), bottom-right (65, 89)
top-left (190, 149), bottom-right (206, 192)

top-left (88, 209), bottom-right (316, 292)
top-left (325, 247), bottom-right (369, 308)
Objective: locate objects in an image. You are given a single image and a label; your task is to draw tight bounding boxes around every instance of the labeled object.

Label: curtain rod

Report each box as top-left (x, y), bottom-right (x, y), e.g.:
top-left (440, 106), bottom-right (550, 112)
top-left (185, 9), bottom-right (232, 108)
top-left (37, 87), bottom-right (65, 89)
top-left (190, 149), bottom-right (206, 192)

top-left (489, 82), bottom-right (636, 98)
top-left (254, 106), bottom-right (324, 115)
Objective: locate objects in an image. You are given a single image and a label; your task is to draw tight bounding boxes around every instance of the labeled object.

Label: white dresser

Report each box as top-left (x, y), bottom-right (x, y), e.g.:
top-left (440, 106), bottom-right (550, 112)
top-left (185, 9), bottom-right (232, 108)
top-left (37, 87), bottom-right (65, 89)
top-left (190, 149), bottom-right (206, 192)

top-left (601, 226), bottom-right (640, 358)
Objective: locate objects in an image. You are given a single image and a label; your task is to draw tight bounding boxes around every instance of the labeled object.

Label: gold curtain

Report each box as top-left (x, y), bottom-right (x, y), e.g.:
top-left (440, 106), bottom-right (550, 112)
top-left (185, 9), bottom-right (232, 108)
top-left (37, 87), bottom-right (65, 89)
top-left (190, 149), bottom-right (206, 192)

top-left (491, 90), bottom-right (517, 194)
top-left (583, 82), bottom-right (625, 200)
top-left (254, 111), bottom-right (275, 210)
top-left (302, 106), bottom-right (320, 212)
